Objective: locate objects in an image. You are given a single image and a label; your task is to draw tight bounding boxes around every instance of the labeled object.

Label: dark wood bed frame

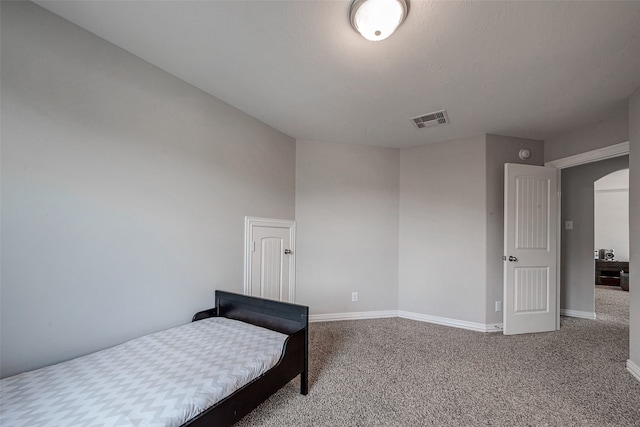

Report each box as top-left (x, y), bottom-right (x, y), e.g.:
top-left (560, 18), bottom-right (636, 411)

top-left (182, 291), bottom-right (309, 427)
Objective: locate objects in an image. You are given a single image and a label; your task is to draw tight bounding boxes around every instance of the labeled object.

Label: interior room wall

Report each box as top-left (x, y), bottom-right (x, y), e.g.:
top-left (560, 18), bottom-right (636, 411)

top-left (4, 0), bottom-right (638, 385)
top-left (295, 140), bottom-right (399, 315)
top-left (544, 107), bottom-right (629, 162)
top-left (594, 170), bottom-right (629, 261)
top-left (629, 87), bottom-right (640, 375)
top-left (0, 1), bottom-right (296, 378)
top-left (398, 135), bottom-right (487, 325)
top-left (560, 156), bottom-right (629, 316)
top-left (484, 135), bottom-right (544, 325)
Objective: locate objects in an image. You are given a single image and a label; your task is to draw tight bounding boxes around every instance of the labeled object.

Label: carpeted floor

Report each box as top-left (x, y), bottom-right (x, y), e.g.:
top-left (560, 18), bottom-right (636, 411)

top-left (236, 286), bottom-right (640, 426)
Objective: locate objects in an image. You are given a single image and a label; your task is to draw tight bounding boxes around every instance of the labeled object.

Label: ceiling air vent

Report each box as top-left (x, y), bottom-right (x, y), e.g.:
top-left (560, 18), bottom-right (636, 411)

top-left (412, 110), bottom-right (450, 129)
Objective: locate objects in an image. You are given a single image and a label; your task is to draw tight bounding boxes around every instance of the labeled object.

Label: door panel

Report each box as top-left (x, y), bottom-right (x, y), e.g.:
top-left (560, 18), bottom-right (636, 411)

top-left (514, 267), bottom-right (549, 313)
top-left (244, 217), bottom-right (295, 303)
top-left (504, 164), bottom-right (558, 335)
top-left (253, 230), bottom-right (289, 301)
top-left (515, 176), bottom-right (549, 250)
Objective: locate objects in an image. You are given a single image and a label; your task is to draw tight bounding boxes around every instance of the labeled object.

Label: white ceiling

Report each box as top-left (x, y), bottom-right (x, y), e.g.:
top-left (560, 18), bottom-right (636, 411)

top-left (35, 0), bottom-right (640, 148)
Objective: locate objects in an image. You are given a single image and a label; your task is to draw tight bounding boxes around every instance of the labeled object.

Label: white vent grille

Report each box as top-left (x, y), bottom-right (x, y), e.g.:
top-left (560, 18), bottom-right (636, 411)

top-left (412, 110), bottom-right (450, 129)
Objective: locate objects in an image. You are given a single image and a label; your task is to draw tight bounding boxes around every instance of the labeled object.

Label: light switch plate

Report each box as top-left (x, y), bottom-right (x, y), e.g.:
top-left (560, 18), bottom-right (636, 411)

top-left (565, 221), bottom-right (573, 230)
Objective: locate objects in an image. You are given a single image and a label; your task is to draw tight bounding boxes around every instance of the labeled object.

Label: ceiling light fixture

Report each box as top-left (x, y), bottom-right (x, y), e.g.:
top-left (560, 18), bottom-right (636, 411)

top-left (349, 0), bottom-right (408, 42)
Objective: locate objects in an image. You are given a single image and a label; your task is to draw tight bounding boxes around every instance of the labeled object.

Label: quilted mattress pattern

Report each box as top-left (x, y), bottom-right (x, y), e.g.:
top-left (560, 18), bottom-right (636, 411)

top-left (0, 317), bottom-right (287, 426)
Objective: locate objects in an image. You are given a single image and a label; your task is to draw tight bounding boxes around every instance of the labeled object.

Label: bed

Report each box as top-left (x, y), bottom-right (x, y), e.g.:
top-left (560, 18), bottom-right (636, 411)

top-left (0, 291), bottom-right (309, 427)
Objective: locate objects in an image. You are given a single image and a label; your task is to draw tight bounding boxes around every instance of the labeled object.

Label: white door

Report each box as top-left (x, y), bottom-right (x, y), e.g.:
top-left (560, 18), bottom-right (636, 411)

top-left (244, 217), bottom-right (296, 302)
top-left (503, 163), bottom-right (558, 335)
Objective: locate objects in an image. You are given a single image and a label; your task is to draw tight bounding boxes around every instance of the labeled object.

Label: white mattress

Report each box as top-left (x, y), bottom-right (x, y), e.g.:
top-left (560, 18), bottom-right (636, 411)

top-left (0, 317), bottom-right (288, 427)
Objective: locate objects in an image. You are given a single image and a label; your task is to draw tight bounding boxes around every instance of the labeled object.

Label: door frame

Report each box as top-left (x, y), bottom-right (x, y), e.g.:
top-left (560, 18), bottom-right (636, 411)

top-left (544, 141), bottom-right (629, 329)
top-left (244, 216), bottom-right (296, 301)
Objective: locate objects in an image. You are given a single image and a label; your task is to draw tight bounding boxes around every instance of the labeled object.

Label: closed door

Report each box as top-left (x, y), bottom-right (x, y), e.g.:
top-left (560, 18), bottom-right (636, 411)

top-left (503, 163), bottom-right (558, 335)
top-left (244, 217), bottom-right (296, 302)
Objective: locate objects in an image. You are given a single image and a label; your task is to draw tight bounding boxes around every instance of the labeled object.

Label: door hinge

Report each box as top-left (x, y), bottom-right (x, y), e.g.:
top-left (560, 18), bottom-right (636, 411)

top-left (252, 241), bottom-right (256, 252)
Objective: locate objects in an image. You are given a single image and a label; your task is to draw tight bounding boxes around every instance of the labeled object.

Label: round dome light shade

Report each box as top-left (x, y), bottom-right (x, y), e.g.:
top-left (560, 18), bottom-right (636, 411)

top-left (350, 0), bottom-right (408, 42)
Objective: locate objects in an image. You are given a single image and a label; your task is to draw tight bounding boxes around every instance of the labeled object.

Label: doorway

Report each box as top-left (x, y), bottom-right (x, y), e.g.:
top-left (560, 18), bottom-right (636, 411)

top-left (546, 142), bottom-right (629, 321)
top-left (244, 217), bottom-right (296, 302)
top-left (594, 169), bottom-right (630, 268)
top-left (594, 169), bottom-right (630, 319)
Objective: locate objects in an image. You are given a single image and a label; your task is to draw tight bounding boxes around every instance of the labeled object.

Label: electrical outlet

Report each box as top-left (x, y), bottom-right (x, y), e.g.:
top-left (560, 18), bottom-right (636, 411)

top-left (495, 301), bottom-right (502, 312)
top-left (351, 292), bottom-right (358, 302)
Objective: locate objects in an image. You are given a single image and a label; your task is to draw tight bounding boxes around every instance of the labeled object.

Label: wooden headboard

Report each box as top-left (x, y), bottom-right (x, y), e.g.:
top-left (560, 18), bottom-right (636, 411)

top-left (214, 291), bottom-right (308, 335)
top-left (186, 291), bottom-right (309, 426)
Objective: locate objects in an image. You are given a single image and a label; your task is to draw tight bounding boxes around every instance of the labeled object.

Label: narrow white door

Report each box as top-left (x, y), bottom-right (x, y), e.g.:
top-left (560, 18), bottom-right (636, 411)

top-left (244, 217), bottom-right (296, 302)
top-left (503, 163), bottom-right (558, 335)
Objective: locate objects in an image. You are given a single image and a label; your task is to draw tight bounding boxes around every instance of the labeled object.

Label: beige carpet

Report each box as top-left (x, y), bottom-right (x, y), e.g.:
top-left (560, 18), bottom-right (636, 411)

top-left (236, 286), bottom-right (640, 426)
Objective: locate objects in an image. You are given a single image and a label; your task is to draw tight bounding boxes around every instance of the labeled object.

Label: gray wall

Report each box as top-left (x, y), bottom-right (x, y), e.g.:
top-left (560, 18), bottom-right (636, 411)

top-left (4, 0), bottom-right (637, 383)
top-left (295, 140), bottom-right (399, 315)
top-left (399, 136), bottom-right (487, 323)
top-left (484, 135), bottom-right (544, 325)
top-left (560, 157), bottom-right (629, 315)
top-left (630, 88), bottom-right (640, 370)
top-left (544, 107), bottom-right (629, 162)
top-left (0, 1), bottom-right (296, 378)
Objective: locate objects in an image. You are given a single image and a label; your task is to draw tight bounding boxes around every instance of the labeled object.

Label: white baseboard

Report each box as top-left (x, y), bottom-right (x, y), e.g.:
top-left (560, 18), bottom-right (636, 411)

top-left (309, 310), bottom-right (398, 323)
top-left (310, 310), bottom-right (501, 332)
top-left (398, 310), bottom-right (501, 333)
top-left (486, 323), bottom-right (504, 333)
top-left (560, 309), bottom-right (596, 319)
top-left (627, 360), bottom-right (640, 382)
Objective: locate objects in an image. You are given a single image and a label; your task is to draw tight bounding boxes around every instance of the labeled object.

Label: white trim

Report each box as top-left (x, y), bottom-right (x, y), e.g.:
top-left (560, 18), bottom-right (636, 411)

top-left (309, 310), bottom-right (398, 323)
top-left (595, 188), bottom-right (629, 193)
top-left (545, 141), bottom-right (629, 169)
top-left (627, 360), bottom-right (640, 383)
top-left (545, 142), bottom-right (629, 331)
top-left (486, 323), bottom-right (504, 332)
top-left (556, 169), bottom-right (562, 330)
top-left (310, 311), bottom-right (502, 332)
top-left (560, 309), bottom-right (596, 320)
top-left (398, 311), bottom-right (502, 333)
top-left (244, 216), bottom-right (296, 302)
